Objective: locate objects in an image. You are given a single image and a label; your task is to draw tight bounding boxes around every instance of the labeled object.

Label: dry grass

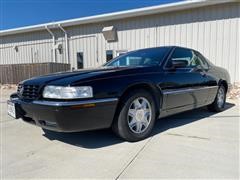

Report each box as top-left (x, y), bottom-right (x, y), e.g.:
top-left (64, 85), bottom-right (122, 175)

top-left (0, 84), bottom-right (17, 90)
top-left (227, 82), bottom-right (240, 99)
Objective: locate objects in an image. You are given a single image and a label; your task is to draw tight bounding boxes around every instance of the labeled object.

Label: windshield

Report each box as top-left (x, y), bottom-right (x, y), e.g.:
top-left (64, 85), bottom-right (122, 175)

top-left (104, 47), bottom-right (170, 67)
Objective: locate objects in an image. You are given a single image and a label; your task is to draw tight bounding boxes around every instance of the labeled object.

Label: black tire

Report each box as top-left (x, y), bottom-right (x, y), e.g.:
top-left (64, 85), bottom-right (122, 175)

top-left (207, 85), bottom-right (226, 112)
top-left (112, 89), bottom-right (157, 142)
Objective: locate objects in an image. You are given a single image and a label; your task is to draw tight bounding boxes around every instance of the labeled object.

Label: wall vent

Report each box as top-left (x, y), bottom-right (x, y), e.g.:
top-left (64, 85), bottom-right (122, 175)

top-left (102, 26), bottom-right (117, 42)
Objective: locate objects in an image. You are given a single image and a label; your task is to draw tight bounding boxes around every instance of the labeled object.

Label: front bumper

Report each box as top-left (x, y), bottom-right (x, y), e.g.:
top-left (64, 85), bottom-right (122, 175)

top-left (9, 97), bottom-right (118, 132)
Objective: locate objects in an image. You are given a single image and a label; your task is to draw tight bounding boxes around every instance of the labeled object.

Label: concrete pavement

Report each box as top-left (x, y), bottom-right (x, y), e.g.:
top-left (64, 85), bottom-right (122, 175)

top-left (1, 89), bottom-right (239, 179)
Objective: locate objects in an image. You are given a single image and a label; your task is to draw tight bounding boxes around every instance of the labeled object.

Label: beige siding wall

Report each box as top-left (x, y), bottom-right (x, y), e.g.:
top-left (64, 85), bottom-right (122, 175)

top-left (155, 3), bottom-right (240, 82)
top-left (0, 31), bottom-right (52, 64)
top-left (0, 2), bottom-right (239, 82)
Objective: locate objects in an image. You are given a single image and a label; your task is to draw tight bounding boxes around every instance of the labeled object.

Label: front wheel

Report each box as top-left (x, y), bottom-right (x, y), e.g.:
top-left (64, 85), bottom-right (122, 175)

top-left (112, 89), bottom-right (157, 142)
top-left (208, 85), bottom-right (226, 112)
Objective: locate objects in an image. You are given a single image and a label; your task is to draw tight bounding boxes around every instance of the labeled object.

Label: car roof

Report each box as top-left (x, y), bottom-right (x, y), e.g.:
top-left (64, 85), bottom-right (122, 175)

top-left (133, 46), bottom-right (173, 51)
top-left (135, 46), bottom-right (194, 51)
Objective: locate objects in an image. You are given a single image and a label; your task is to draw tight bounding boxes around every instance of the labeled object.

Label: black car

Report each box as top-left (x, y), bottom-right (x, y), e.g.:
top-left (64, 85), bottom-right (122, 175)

top-left (8, 46), bottom-right (230, 141)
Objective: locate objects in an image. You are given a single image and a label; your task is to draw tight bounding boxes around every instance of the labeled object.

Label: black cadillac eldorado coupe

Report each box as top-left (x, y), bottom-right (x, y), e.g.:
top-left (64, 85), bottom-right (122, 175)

top-left (8, 46), bottom-right (230, 141)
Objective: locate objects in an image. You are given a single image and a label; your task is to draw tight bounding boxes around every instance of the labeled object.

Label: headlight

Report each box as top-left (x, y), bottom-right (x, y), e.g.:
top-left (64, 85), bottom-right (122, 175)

top-left (43, 86), bottom-right (93, 99)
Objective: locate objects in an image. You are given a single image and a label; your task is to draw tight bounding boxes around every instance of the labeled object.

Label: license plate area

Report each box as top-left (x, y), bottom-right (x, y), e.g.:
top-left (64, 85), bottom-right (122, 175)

top-left (7, 101), bottom-right (16, 119)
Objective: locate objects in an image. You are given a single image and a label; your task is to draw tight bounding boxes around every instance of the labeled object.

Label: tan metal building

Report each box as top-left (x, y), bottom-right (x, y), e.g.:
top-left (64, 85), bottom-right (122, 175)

top-left (0, 0), bottom-right (239, 83)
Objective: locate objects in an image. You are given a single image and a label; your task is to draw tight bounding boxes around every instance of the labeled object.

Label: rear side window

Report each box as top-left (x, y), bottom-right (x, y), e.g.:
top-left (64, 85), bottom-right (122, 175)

top-left (194, 51), bottom-right (209, 70)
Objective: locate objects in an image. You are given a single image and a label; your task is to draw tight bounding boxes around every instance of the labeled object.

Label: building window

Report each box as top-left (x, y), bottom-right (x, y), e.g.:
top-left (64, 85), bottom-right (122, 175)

top-left (77, 52), bottom-right (84, 69)
top-left (106, 50), bottom-right (113, 62)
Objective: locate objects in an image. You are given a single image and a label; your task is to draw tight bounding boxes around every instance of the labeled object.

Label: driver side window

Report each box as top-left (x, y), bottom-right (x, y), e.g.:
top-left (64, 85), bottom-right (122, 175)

top-left (166, 47), bottom-right (195, 68)
top-left (167, 48), bottom-right (204, 68)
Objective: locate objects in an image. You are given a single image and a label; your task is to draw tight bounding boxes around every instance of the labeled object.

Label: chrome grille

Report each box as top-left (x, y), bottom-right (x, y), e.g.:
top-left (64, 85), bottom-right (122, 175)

top-left (17, 84), bottom-right (40, 100)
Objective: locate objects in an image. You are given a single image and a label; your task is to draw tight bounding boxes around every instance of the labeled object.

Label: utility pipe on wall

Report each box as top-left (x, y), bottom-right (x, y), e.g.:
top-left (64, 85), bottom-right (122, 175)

top-left (45, 25), bottom-right (56, 63)
top-left (58, 24), bottom-right (69, 64)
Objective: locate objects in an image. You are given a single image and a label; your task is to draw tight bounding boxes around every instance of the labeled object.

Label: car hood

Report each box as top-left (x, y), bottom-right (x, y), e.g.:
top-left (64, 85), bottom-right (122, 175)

top-left (21, 66), bottom-right (151, 86)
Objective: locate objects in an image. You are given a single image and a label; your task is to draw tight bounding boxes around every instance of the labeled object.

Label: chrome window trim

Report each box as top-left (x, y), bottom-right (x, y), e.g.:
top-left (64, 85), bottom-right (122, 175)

top-left (162, 47), bottom-right (176, 70)
top-left (32, 98), bottom-right (118, 107)
top-left (163, 86), bottom-right (218, 95)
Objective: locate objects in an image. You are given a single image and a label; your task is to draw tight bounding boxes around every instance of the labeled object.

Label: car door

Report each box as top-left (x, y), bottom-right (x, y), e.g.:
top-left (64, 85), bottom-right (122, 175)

top-left (194, 51), bottom-right (219, 104)
top-left (159, 47), bottom-right (210, 110)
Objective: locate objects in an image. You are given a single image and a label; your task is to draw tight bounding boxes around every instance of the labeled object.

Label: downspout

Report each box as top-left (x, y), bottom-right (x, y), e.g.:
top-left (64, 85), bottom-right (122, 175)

top-left (96, 35), bottom-right (99, 63)
top-left (58, 24), bottom-right (70, 64)
top-left (45, 25), bottom-right (56, 63)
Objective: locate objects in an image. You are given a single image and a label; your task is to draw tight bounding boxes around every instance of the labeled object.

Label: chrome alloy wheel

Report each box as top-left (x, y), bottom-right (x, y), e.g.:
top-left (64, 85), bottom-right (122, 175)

top-left (127, 97), bottom-right (152, 134)
top-left (217, 87), bottom-right (225, 108)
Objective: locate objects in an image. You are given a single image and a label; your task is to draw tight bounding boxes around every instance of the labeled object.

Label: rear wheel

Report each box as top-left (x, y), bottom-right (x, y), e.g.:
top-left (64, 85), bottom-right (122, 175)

top-left (112, 89), bottom-right (157, 142)
top-left (208, 85), bottom-right (226, 112)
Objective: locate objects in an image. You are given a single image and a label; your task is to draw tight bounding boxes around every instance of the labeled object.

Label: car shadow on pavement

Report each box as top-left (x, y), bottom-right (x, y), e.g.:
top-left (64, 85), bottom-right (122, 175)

top-left (43, 102), bottom-right (235, 149)
top-left (152, 102), bottom-right (235, 136)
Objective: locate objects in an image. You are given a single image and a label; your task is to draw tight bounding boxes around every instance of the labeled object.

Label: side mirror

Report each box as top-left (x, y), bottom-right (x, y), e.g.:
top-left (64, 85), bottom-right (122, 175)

top-left (172, 59), bottom-right (188, 68)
